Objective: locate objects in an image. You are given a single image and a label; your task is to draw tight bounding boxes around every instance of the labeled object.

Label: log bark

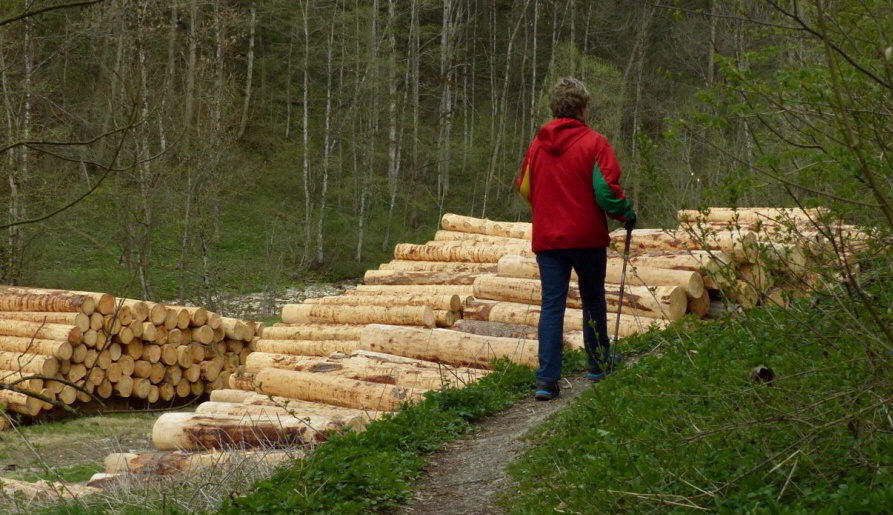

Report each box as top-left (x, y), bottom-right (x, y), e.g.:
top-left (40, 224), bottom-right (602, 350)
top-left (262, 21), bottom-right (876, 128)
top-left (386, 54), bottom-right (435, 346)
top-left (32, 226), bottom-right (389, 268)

top-left (432, 229), bottom-right (529, 246)
top-left (359, 324), bottom-right (538, 368)
top-left (473, 276), bottom-right (688, 320)
top-left (255, 367), bottom-right (426, 412)
top-left (0, 320), bottom-right (81, 344)
top-left (0, 289), bottom-right (95, 314)
top-left (255, 339), bottom-right (362, 357)
top-left (394, 243), bottom-right (531, 263)
top-left (363, 270), bottom-right (490, 286)
top-left (497, 254), bottom-right (705, 298)
top-left (0, 335), bottom-right (72, 359)
top-left (609, 229), bottom-right (757, 260)
top-left (104, 450), bottom-right (294, 475)
top-left (483, 302), bottom-right (670, 338)
top-left (304, 294), bottom-right (461, 312)
top-left (351, 285), bottom-right (475, 296)
top-left (151, 411), bottom-right (345, 451)
top-left (245, 352), bottom-right (483, 390)
top-left (0, 351), bottom-right (58, 375)
top-left (282, 304), bottom-right (435, 328)
top-left (263, 324), bottom-right (364, 340)
top-left (0, 312), bottom-right (89, 332)
top-left (440, 213), bottom-right (532, 239)
top-left (378, 260), bottom-right (498, 273)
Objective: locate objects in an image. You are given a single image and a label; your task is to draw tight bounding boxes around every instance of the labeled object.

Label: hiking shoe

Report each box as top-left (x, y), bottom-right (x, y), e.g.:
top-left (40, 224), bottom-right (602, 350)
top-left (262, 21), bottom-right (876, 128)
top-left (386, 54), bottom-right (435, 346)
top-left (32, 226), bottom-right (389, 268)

top-left (534, 380), bottom-right (560, 401)
top-left (588, 355), bottom-right (622, 382)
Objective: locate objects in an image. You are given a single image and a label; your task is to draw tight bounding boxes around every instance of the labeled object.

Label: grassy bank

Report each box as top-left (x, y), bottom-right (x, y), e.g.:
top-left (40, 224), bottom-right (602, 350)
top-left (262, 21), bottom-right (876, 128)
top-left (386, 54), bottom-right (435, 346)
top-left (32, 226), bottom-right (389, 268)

top-left (504, 282), bottom-right (893, 513)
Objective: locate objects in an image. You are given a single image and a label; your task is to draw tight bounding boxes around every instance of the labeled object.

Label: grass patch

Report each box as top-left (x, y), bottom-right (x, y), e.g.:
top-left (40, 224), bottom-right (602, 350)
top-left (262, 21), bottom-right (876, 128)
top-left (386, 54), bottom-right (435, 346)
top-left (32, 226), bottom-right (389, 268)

top-left (504, 283), bottom-right (893, 513)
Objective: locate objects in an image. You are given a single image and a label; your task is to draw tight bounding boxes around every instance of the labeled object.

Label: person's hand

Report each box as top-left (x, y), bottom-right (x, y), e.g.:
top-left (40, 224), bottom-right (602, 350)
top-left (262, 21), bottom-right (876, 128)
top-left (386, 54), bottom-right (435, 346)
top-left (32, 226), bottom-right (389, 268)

top-left (624, 212), bottom-right (637, 232)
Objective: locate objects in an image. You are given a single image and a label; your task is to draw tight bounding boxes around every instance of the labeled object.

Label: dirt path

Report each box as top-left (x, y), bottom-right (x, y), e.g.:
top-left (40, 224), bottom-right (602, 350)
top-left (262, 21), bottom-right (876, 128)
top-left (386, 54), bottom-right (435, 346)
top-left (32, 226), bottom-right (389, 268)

top-left (397, 375), bottom-right (592, 515)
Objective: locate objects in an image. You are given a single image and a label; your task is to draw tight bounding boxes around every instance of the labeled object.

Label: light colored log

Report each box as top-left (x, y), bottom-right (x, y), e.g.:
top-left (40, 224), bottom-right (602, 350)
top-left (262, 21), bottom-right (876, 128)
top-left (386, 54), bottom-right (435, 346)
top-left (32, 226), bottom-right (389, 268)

top-left (133, 360), bottom-right (152, 378)
top-left (246, 352), bottom-right (483, 390)
top-left (0, 287), bottom-right (96, 314)
top-left (175, 378), bottom-right (191, 397)
top-left (220, 317), bottom-right (251, 341)
top-left (363, 269), bottom-right (489, 286)
top-left (483, 302), bottom-right (670, 338)
top-left (303, 294), bottom-right (461, 312)
top-left (473, 276), bottom-right (687, 321)
top-left (115, 305), bottom-right (133, 326)
top-left (434, 310), bottom-right (459, 328)
top-left (96, 379), bottom-right (113, 399)
top-left (255, 367), bottom-right (425, 412)
top-left (132, 378), bottom-right (152, 399)
top-left (115, 299), bottom-right (149, 322)
top-left (149, 362), bottom-right (166, 384)
top-left (141, 322), bottom-right (158, 342)
top-left (155, 325), bottom-right (169, 344)
top-left (196, 400), bottom-right (377, 424)
top-left (0, 335), bottom-right (72, 359)
top-left (184, 363), bottom-right (201, 383)
top-left (0, 320), bottom-right (81, 344)
top-left (178, 306), bottom-right (208, 326)
top-left (105, 362), bottom-right (123, 383)
top-left (126, 339), bottom-right (144, 360)
top-left (0, 370), bottom-right (43, 390)
top-left (97, 349), bottom-right (111, 370)
top-left (379, 260), bottom-right (498, 273)
top-left (626, 251), bottom-right (733, 289)
top-left (359, 324), bottom-right (538, 368)
top-left (609, 229), bottom-right (757, 260)
top-left (164, 365), bottom-right (183, 385)
top-left (193, 325), bottom-right (214, 344)
top-left (677, 207), bottom-right (827, 225)
top-left (723, 280), bottom-right (758, 309)
top-left (83, 349), bottom-right (97, 368)
top-left (108, 342), bottom-right (122, 361)
top-left (163, 308), bottom-right (179, 330)
top-left (152, 411), bottom-right (349, 451)
top-left (102, 315), bottom-right (121, 336)
top-left (0, 312), bottom-right (89, 332)
top-left (160, 344), bottom-right (178, 365)
top-left (351, 285), bottom-right (475, 296)
top-left (141, 344), bottom-right (162, 364)
top-left (114, 376), bottom-right (134, 397)
top-left (441, 213), bottom-right (532, 239)
top-left (497, 254), bottom-right (705, 298)
top-left (129, 320), bottom-right (144, 338)
top-left (209, 389), bottom-right (253, 403)
top-left (228, 373), bottom-right (256, 391)
top-left (58, 385), bottom-right (77, 405)
top-left (255, 339), bottom-right (361, 357)
top-left (282, 304), bottom-right (435, 328)
top-left (432, 229), bottom-right (529, 245)
top-left (0, 477), bottom-right (100, 501)
top-left (200, 361), bottom-right (222, 382)
top-left (158, 382), bottom-right (175, 401)
top-left (394, 243), bottom-right (531, 263)
top-left (104, 449), bottom-right (295, 475)
top-left (739, 263), bottom-right (773, 294)
top-left (0, 351), bottom-right (58, 376)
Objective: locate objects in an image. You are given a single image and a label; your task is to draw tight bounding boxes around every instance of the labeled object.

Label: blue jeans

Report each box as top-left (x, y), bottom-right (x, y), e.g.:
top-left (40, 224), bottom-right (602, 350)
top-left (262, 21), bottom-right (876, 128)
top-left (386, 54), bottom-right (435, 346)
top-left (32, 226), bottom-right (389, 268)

top-left (536, 247), bottom-right (610, 383)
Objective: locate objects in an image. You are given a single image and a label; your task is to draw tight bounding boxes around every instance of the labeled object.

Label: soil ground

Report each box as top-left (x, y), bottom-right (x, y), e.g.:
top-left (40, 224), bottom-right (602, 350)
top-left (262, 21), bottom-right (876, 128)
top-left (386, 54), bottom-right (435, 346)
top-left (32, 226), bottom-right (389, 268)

top-left (397, 374), bottom-right (593, 515)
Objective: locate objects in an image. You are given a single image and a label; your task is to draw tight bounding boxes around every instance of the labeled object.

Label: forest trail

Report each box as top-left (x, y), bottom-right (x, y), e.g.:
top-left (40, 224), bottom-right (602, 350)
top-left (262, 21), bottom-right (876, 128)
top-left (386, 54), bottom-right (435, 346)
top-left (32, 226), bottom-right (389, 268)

top-left (397, 375), bottom-right (592, 515)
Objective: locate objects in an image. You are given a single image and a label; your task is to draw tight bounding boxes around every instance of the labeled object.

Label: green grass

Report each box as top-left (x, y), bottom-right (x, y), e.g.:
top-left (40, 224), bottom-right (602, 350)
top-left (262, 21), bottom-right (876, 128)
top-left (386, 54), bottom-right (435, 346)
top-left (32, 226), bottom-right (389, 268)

top-left (504, 283), bottom-right (893, 513)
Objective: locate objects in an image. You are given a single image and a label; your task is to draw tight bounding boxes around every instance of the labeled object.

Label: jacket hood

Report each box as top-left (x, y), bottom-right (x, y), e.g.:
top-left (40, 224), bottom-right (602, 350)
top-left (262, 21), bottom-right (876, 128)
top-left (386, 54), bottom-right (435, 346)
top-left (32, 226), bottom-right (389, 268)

top-left (536, 117), bottom-right (589, 155)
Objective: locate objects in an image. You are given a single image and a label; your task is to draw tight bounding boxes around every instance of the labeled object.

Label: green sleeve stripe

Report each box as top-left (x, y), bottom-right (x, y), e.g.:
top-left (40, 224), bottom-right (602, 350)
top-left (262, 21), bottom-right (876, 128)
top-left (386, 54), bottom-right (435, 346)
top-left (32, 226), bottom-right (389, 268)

top-left (593, 164), bottom-right (634, 219)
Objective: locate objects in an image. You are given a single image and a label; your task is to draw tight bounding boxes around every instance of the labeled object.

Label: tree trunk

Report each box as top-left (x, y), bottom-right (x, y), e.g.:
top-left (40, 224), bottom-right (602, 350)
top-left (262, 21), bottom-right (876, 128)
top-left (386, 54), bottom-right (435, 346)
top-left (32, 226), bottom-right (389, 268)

top-left (379, 260), bottom-right (497, 273)
top-left (236, 1), bottom-right (257, 140)
top-left (382, 0), bottom-right (400, 250)
top-left (316, 18), bottom-right (336, 265)
top-left (351, 284), bottom-right (475, 296)
top-left (281, 304), bottom-right (435, 327)
top-left (255, 338), bottom-right (361, 357)
top-left (363, 270), bottom-right (490, 286)
top-left (263, 324), bottom-right (365, 341)
top-left (481, 301), bottom-right (670, 337)
top-left (304, 294), bottom-right (461, 311)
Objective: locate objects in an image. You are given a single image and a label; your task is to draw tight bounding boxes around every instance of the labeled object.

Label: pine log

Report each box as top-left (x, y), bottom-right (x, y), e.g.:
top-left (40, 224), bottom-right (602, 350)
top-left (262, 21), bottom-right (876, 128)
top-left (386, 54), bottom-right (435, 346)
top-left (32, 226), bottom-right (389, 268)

top-left (363, 269), bottom-right (490, 286)
top-left (282, 304), bottom-right (435, 328)
top-left (184, 363), bottom-right (201, 383)
top-left (0, 369), bottom-right (44, 390)
top-left (228, 373), bottom-right (256, 391)
top-left (245, 352), bottom-right (482, 390)
top-left (434, 310), bottom-right (459, 328)
top-left (473, 276), bottom-right (687, 320)
top-left (0, 312), bottom-right (90, 332)
top-left (722, 280), bottom-right (759, 309)
top-left (626, 251), bottom-right (734, 289)
top-left (609, 229), bottom-right (757, 260)
top-left (209, 389), bottom-right (254, 403)
top-left (158, 382), bottom-right (175, 401)
top-left (115, 299), bottom-right (149, 322)
top-left (176, 306), bottom-right (208, 326)
top-left (255, 367), bottom-right (426, 412)
top-left (351, 285), bottom-right (475, 296)
top-left (0, 320), bottom-right (82, 344)
top-left (0, 477), bottom-right (100, 501)
top-left (221, 317), bottom-right (252, 341)
top-left (115, 305), bottom-right (134, 326)
top-left (114, 376), bottom-right (134, 397)
top-left (496, 254), bottom-right (705, 298)
top-left (193, 325), bottom-right (214, 344)
top-left (141, 344), bottom-right (162, 364)
top-left (255, 339), bottom-right (361, 357)
top-left (0, 335), bottom-right (72, 359)
top-left (0, 287), bottom-right (97, 314)
top-left (440, 213), bottom-right (532, 239)
top-left (151, 412), bottom-right (345, 451)
top-left (175, 378), bottom-right (191, 397)
top-left (164, 365), bottom-right (183, 385)
top-left (483, 301), bottom-right (670, 338)
top-left (379, 260), bottom-right (498, 273)
top-left (104, 450), bottom-right (295, 475)
top-left (394, 243), bottom-right (531, 263)
top-left (739, 263), bottom-right (773, 294)
top-left (160, 344), bottom-right (178, 366)
top-left (0, 351), bottom-right (58, 376)
top-left (432, 229), bottom-right (529, 245)
top-left (677, 207), bottom-right (827, 225)
top-left (359, 324), bottom-right (538, 368)
top-left (194, 401), bottom-right (373, 428)
top-left (304, 294), bottom-right (462, 312)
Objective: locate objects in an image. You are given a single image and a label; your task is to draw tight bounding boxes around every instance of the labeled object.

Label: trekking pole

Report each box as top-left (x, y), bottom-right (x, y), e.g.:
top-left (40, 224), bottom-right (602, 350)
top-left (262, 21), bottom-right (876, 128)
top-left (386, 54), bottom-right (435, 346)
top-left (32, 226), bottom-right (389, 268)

top-left (611, 225), bottom-right (634, 373)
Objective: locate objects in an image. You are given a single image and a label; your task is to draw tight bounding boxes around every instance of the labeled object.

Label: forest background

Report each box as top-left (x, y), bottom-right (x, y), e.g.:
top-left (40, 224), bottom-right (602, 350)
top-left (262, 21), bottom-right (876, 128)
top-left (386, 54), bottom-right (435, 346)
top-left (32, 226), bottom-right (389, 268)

top-left (1, 0), bottom-right (889, 312)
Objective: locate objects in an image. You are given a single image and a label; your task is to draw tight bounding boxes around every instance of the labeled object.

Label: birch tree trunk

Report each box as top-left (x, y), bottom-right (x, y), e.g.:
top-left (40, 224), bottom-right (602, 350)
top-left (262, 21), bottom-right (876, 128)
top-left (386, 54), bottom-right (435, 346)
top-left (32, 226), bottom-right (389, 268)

top-left (236, 1), bottom-right (256, 140)
top-left (382, 0), bottom-right (399, 251)
top-left (301, 0), bottom-right (312, 264)
top-left (316, 18), bottom-right (335, 265)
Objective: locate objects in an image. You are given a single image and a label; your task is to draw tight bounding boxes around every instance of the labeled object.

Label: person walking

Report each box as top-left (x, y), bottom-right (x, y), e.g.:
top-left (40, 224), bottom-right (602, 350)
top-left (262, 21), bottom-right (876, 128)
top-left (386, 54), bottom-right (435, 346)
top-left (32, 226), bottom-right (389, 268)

top-left (516, 77), bottom-right (637, 401)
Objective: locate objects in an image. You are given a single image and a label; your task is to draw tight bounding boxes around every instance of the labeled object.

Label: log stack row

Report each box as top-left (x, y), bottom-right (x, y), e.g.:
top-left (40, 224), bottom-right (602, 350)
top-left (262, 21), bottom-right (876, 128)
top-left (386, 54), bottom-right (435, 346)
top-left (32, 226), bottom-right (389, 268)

top-left (0, 286), bottom-right (259, 427)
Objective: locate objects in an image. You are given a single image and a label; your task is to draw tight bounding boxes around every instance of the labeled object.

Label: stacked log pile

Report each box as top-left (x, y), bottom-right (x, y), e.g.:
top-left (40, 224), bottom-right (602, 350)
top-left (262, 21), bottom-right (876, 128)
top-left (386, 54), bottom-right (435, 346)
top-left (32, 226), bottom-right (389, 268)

top-left (0, 286), bottom-right (259, 426)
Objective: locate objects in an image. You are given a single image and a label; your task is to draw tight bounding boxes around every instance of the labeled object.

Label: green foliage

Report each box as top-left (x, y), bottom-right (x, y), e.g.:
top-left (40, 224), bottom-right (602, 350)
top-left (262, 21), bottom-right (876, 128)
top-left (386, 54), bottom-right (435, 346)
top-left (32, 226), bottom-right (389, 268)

top-left (505, 280), bottom-right (893, 513)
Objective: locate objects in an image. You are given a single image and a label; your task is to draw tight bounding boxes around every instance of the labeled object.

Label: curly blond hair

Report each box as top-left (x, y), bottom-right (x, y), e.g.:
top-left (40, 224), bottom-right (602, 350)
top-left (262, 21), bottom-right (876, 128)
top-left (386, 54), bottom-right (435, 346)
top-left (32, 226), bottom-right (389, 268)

top-left (549, 77), bottom-right (590, 118)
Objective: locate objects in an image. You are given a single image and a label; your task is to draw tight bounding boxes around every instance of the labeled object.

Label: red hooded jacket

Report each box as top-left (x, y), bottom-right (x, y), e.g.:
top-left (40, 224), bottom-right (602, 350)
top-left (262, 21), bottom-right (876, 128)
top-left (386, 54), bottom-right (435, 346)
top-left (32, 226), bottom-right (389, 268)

top-left (516, 118), bottom-right (633, 252)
